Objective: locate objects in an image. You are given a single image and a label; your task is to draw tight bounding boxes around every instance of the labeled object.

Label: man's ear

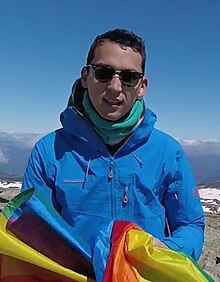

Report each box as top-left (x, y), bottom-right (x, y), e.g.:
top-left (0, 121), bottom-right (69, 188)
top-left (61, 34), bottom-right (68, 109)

top-left (137, 77), bottom-right (148, 99)
top-left (81, 66), bottom-right (89, 88)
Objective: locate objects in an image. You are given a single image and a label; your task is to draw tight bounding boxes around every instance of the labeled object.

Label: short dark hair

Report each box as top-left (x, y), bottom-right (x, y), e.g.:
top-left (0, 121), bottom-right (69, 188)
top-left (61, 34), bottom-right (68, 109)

top-left (86, 29), bottom-right (146, 73)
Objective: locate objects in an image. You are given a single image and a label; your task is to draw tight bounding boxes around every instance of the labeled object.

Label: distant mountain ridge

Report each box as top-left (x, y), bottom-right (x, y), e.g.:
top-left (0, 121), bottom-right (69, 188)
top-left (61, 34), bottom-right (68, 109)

top-left (0, 131), bottom-right (219, 183)
top-left (179, 139), bottom-right (220, 183)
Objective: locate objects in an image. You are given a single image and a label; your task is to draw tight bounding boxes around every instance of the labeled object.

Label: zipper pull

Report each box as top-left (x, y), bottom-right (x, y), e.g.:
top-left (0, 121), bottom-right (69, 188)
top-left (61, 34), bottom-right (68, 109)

top-left (123, 185), bottom-right (128, 205)
top-left (108, 169), bottom-right (113, 180)
top-left (108, 160), bottom-right (114, 180)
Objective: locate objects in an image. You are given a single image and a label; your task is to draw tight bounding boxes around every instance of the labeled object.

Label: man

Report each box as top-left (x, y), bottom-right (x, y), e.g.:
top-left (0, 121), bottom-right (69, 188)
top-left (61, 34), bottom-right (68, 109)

top-left (22, 29), bottom-right (204, 261)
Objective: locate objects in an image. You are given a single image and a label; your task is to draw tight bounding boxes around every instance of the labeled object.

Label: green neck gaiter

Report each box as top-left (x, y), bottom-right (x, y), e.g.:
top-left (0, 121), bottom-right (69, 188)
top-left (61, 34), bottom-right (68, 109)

top-left (83, 91), bottom-right (144, 145)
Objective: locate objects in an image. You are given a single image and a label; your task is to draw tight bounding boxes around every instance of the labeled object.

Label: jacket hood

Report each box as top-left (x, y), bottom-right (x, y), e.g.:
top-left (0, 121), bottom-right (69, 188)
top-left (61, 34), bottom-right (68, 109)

top-left (67, 78), bottom-right (86, 114)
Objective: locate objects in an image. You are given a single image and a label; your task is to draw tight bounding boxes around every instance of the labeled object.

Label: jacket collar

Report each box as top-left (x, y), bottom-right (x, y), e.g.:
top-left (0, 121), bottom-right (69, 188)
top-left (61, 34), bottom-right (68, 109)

top-left (62, 79), bottom-right (157, 154)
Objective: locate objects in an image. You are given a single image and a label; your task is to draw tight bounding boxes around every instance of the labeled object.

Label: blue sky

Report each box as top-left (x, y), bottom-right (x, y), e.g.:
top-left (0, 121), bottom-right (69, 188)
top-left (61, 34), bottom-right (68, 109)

top-left (1, 0), bottom-right (220, 140)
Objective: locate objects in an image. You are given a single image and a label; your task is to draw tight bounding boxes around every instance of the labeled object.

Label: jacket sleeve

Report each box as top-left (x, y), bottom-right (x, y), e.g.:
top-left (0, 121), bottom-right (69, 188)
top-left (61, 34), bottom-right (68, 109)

top-left (161, 147), bottom-right (205, 261)
top-left (21, 141), bottom-right (61, 212)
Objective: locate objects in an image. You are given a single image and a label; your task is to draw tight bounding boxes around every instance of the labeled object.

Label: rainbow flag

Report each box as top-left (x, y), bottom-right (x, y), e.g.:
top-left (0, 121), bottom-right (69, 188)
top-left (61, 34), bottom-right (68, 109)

top-left (103, 221), bottom-right (214, 282)
top-left (0, 188), bottom-right (215, 282)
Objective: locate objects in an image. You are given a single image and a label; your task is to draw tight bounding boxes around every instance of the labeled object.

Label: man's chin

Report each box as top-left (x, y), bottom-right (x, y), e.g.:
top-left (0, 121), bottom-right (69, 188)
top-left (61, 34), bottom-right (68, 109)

top-left (100, 112), bottom-right (124, 122)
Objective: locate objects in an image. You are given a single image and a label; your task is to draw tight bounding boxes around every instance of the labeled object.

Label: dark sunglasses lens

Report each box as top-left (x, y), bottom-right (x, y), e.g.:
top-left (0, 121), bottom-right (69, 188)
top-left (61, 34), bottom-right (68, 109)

top-left (121, 72), bottom-right (140, 87)
top-left (93, 65), bottom-right (142, 87)
top-left (95, 67), bottom-right (115, 82)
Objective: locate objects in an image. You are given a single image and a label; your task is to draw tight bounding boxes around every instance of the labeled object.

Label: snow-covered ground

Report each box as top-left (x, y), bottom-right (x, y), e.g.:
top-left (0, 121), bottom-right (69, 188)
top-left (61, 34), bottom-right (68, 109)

top-left (0, 180), bottom-right (22, 189)
top-left (199, 188), bottom-right (220, 214)
top-left (199, 188), bottom-right (220, 201)
top-left (1, 180), bottom-right (220, 214)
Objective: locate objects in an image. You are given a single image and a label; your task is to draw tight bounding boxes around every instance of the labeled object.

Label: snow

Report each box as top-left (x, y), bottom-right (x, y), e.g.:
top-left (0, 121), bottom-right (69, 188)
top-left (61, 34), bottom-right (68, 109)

top-left (199, 188), bottom-right (220, 201)
top-left (203, 207), bottom-right (213, 213)
top-left (200, 199), bottom-right (219, 206)
top-left (0, 181), bottom-right (22, 189)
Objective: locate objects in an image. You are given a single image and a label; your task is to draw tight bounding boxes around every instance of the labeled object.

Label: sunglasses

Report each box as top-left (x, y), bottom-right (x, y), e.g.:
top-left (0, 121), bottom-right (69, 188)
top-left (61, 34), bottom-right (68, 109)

top-left (87, 64), bottom-right (144, 87)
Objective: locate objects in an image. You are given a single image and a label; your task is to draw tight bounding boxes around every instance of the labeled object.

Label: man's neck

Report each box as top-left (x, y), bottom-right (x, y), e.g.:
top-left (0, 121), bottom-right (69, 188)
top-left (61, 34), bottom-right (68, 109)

top-left (105, 136), bottom-right (129, 155)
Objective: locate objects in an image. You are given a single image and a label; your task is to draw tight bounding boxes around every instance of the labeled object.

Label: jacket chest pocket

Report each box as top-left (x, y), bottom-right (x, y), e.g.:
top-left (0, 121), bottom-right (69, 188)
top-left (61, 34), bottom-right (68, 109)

top-left (116, 174), bottom-right (136, 220)
top-left (117, 174), bottom-right (165, 235)
top-left (55, 171), bottom-right (112, 223)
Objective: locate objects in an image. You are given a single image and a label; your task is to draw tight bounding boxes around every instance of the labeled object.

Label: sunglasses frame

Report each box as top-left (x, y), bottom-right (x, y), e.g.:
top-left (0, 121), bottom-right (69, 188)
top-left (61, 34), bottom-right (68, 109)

top-left (87, 64), bottom-right (144, 87)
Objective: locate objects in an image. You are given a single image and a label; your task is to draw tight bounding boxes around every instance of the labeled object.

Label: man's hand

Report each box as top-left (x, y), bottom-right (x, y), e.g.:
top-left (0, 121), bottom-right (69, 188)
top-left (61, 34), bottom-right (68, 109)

top-left (152, 237), bottom-right (169, 249)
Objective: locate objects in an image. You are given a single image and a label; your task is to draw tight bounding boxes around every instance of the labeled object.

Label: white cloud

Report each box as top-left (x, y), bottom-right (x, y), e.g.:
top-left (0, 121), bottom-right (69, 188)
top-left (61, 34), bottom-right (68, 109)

top-left (180, 139), bottom-right (220, 155)
top-left (180, 139), bottom-right (220, 146)
top-left (0, 148), bottom-right (8, 164)
top-left (0, 131), bottom-right (43, 150)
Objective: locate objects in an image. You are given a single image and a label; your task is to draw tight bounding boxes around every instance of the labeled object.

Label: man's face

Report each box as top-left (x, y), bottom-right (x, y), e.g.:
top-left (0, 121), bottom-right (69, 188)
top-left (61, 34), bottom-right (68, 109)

top-left (81, 40), bottom-right (147, 121)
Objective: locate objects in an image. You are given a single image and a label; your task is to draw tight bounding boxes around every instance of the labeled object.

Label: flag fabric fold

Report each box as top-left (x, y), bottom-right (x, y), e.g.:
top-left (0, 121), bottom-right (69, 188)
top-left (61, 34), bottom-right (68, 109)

top-left (0, 188), bottom-right (215, 282)
top-left (103, 221), bottom-right (214, 282)
top-left (0, 188), bottom-right (95, 281)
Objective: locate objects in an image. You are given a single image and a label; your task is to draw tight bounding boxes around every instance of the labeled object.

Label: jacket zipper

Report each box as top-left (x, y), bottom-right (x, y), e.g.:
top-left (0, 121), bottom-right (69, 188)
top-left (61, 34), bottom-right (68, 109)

top-left (109, 157), bottom-right (115, 218)
top-left (108, 128), bottom-right (142, 218)
top-left (123, 185), bottom-right (129, 205)
top-left (108, 160), bottom-right (114, 180)
top-left (123, 185), bottom-right (129, 220)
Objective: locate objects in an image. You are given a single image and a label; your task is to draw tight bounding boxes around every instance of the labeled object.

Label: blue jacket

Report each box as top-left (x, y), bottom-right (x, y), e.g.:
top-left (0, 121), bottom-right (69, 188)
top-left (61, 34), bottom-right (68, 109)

top-left (22, 104), bottom-right (205, 261)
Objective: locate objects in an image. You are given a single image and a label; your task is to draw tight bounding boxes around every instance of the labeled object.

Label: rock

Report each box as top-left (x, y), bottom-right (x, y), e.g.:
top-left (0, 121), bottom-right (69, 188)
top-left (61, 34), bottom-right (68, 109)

top-left (199, 215), bottom-right (220, 281)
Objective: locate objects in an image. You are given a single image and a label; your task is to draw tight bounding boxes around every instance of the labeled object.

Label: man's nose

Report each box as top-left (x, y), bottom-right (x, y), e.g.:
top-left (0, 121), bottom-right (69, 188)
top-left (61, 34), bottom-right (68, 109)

top-left (107, 75), bottom-right (123, 92)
